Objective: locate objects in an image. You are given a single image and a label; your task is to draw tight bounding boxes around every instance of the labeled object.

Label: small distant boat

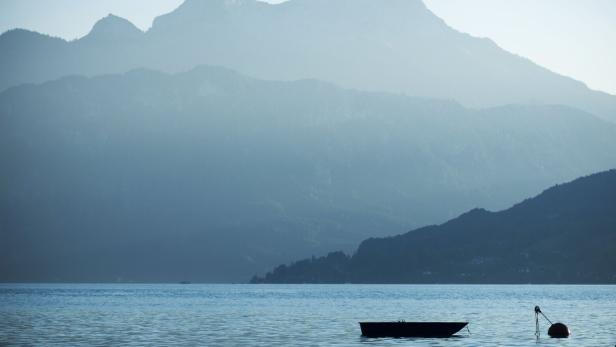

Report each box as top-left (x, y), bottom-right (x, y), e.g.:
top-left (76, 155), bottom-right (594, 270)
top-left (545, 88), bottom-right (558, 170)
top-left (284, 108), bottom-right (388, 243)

top-left (179, 281), bottom-right (191, 285)
top-left (359, 321), bottom-right (468, 338)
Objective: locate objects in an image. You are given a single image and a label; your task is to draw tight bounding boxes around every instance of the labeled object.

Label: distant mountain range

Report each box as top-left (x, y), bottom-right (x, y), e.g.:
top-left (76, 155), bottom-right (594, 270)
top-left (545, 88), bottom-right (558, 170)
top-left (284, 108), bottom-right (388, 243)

top-left (1, 0), bottom-right (615, 123)
top-left (1, 66), bottom-right (616, 282)
top-left (251, 170), bottom-right (616, 284)
top-left (2, 0), bottom-right (616, 282)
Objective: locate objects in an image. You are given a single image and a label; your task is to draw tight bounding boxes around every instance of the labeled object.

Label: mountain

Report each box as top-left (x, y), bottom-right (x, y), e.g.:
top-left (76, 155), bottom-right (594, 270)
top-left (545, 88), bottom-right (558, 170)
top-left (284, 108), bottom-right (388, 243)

top-left (81, 14), bottom-right (143, 43)
top-left (251, 170), bottom-right (616, 284)
top-left (1, 0), bottom-right (615, 122)
top-left (1, 66), bottom-right (616, 282)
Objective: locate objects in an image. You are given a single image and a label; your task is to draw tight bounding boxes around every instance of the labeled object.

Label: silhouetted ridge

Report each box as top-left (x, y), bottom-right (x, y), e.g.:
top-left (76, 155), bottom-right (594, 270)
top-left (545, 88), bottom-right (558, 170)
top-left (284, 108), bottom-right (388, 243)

top-left (252, 170), bottom-right (616, 284)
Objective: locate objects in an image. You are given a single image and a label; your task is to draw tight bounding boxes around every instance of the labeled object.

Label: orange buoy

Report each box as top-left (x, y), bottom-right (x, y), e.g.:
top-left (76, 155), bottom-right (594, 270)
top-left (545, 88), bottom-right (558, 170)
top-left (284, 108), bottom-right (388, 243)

top-left (548, 322), bottom-right (570, 338)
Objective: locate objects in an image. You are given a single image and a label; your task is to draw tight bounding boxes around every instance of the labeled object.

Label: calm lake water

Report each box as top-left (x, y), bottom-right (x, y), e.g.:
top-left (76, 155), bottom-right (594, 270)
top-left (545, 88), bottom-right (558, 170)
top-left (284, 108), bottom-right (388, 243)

top-left (1, 284), bottom-right (615, 346)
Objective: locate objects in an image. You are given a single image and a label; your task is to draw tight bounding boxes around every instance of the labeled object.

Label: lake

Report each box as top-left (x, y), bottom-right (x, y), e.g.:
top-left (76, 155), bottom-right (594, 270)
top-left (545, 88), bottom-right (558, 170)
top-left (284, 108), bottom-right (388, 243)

top-left (1, 284), bottom-right (615, 346)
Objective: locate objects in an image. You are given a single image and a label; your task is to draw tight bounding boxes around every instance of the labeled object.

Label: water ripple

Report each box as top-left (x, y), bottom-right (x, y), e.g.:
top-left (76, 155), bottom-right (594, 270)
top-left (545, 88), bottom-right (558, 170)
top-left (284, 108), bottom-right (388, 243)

top-left (1, 284), bottom-right (615, 346)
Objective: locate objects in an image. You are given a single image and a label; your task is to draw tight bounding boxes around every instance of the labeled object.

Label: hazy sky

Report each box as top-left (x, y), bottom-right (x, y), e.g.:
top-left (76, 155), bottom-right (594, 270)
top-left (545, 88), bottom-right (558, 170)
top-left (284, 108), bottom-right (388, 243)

top-left (0, 0), bottom-right (614, 95)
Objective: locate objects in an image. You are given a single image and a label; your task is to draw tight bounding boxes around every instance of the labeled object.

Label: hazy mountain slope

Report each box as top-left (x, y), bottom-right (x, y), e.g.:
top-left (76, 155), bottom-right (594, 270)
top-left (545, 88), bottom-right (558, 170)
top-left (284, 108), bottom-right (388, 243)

top-left (252, 170), bottom-right (616, 284)
top-left (1, 66), bottom-right (616, 282)
top-left (1, 0), bottom-right (615, 122)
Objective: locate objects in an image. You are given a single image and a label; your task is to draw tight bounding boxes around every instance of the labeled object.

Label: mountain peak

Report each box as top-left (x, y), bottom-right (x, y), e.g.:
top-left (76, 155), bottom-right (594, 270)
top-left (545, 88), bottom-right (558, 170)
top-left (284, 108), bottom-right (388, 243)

top-left (181, 0), bottom-right (256, 8)
top-left (83, 14), bottom-right (143, 42)
top-left (173, 0), bottom-right (260, 15)
top-left (151, 0), bottom-right (262, 30)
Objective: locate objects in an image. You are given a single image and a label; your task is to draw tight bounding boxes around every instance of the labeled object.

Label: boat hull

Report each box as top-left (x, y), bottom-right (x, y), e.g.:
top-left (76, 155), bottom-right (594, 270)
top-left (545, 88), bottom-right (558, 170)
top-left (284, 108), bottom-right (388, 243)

top-left (359, 322), bottom-right (468, 338)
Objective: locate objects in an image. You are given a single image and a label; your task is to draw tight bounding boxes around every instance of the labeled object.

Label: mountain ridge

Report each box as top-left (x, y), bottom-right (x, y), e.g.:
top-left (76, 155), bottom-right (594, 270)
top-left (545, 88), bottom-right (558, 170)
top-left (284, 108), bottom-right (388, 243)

top-left (1, 0), bottom-right (615, 122)
top-left (251, 169), bottom-right (616, 284)
top-left (2, 65), bottom-right (616, 282)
